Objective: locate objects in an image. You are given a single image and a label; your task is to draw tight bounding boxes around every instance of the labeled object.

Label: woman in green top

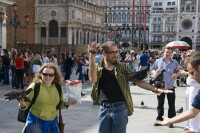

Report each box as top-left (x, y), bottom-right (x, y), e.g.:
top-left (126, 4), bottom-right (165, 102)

top-left (19, 63), bottom-right (76, 133)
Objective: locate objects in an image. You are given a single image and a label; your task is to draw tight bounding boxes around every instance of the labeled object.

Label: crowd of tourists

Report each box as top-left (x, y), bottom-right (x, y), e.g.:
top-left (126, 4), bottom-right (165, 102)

top-left (0, 42), bottom-right (200, 133)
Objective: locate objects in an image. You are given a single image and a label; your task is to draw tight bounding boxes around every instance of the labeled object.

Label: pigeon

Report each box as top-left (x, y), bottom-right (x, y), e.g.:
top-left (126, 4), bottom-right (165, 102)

top-left (149, 69), bottom-right (165, 85)
top-left (130, 68), bottom-right (148, 81)
top-left (176, 107), bottom-right (183, 114)
top-left (4, 89), bottom-right (33, 102)
top-left (141, 101), bottom-right (144, 106)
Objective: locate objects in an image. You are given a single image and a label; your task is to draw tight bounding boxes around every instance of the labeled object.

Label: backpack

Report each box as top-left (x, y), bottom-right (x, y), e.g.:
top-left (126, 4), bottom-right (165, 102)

top-left (17, 83), bottom-right (62, 123)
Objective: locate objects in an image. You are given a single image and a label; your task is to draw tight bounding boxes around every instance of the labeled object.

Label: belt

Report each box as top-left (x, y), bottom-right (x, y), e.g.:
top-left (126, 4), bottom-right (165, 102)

top-left (100, 101), bottom-right (125, 108)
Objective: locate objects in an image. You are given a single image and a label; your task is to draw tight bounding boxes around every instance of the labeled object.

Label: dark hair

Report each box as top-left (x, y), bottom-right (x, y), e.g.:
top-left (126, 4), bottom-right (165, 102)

top-left (101, 41), bottom-right (118, 52)
top-left (3, 49), bottom-right (8, 54)
top-left (189, 52), bottom-right (200, 70)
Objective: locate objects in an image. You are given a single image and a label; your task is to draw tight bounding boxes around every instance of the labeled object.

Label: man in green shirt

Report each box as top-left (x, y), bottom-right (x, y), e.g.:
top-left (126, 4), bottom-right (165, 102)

top-left (88, 41), bottom-right (172, 133)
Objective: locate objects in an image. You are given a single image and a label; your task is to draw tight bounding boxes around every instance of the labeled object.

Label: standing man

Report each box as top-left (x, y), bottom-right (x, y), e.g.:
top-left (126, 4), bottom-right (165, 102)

top-left (138, 50), bottom-right (149, 71)
top-left (159, 53), bottom-right (200, 129)
top-left (88, 41), bottom-right (172, 133)
top-left (150, 47), bottom-right (179, 128)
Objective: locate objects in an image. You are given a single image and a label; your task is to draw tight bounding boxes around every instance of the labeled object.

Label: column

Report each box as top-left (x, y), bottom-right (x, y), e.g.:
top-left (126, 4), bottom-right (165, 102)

top-left (35, 26), bottom-right (40, 43)
top-left (176, 0), bottom-right (181, 40)
top-left (58, 27), bottom-right (61, 44)
top-left (68, 27), bottom-right (72, 44)
top-left (46, 27), bottom-right (49, 45)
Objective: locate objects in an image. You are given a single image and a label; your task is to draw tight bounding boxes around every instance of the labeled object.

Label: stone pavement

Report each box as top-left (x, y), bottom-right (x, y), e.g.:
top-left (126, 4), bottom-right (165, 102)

top-left (0, 69), bottom-right (187, 133)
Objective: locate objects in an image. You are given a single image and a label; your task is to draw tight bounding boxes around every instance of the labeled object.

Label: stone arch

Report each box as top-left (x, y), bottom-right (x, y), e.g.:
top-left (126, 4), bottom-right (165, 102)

top-left (49, 20), bottom-right (58, 37)
top-left (180, 37), bottom-right (192, 48)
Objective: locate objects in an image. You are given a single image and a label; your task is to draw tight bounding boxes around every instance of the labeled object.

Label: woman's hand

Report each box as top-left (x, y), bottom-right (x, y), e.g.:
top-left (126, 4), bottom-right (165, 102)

top-left (18, 98), bottom-right (27, 108)
top-left (64, 98), bottom-right (77, 106)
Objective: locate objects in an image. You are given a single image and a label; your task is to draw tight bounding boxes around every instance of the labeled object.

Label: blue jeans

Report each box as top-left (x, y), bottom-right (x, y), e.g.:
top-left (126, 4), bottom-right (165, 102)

top-left (78, 65), bottom-right (83, 82)
top-left (2, 65), bottom-right (9, 85)
top-left (22, 123), bottom-right (60, 133)
top-left (98, 104), bottom-right (128, 133)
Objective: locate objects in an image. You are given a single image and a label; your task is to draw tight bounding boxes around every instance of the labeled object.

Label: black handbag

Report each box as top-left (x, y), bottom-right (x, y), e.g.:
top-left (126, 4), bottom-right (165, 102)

top-left (18, 107), bottom-right (31, 123)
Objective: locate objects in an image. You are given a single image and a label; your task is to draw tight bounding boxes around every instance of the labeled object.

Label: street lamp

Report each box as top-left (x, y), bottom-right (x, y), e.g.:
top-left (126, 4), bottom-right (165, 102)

top-left (0, 3), bottom-right (30, 48)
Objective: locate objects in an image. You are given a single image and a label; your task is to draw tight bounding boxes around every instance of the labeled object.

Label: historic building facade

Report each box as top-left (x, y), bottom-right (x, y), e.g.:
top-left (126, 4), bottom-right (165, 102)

top-left (150, 0), bottom-right (200, 50)
top-left (34, 0), bottom-right (105, 54)
top-left (92, 0), bottom-right (200, 50)
top-left (92, 0), bottom-right (151, 50)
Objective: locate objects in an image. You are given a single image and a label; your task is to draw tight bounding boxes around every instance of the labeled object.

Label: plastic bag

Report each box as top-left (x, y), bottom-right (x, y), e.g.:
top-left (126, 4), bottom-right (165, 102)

top-left (64, 80), bottom-right (82, 104)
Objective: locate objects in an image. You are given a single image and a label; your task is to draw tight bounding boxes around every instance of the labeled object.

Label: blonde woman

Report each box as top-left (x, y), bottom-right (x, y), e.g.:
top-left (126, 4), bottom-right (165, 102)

top-left (19, 63), bottom-right (76, 133)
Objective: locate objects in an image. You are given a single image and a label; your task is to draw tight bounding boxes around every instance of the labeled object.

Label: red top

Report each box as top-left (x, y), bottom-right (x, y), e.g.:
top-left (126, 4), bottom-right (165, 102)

top-left (15, 57), bottom-right (24, 69)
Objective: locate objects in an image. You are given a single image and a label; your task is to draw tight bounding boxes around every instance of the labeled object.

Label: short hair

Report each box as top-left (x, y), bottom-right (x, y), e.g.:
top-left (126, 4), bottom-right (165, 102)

top-left (101, 41), bottom-right (118, 52)
top-left (164, 46), bottom-right (173, 52)
top-left (189, 52), bottom-right (200, 70)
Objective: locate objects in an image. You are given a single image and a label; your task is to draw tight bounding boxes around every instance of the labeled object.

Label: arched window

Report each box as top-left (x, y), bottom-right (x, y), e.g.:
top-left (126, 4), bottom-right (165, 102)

top-left (49, 20), bottom-right (58, 37)
top-left (127, 12), bottom-right (131, 23)
top-left (122, 13), bottom-right (126, 23)
top-left (117, 13), bottom-right (121, 23)
top-left (108, 13), bottom-right (112, 23)
top-left (113, 13), bottom-right (117, 23)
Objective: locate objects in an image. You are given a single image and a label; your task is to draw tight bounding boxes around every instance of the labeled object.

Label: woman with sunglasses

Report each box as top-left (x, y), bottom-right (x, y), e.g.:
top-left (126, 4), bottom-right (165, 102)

top-left (19, 63), bottom-right (76, 133)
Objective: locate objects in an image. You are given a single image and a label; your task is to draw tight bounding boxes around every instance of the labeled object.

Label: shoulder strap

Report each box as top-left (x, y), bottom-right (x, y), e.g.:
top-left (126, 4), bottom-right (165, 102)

top-left (55, 83), bottom-right (62, 110)
top-left (29, 83), bottom-right (40, 108)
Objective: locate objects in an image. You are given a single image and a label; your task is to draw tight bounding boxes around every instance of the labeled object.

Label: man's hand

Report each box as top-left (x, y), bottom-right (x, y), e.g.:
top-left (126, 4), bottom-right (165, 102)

top-left (88, 42), bottom-right (101, 55)
top-left (155, 69), bottom-right (163, 74)
top-left (171, 73), bottom-right (178, 79)
top-left (158, 88), bottom-right (173, 93)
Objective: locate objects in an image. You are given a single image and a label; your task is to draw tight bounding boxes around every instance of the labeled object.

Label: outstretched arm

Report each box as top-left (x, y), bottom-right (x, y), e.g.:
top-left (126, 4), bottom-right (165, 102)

top-left (134, 80), bottom-right (172, 93)
top-left (159, 107), bottom-right (200, 125)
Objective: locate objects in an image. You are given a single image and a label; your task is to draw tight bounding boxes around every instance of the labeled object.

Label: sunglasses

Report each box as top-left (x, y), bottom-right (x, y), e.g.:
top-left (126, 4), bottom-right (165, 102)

top-left (105, 50), bottom-right (120, 55)
top-left (42, 73), bottom-right (55, 77)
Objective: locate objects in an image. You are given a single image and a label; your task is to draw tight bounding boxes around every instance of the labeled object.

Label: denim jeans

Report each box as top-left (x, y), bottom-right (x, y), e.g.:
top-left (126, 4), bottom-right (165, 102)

top-left (98, 104), bottom-right (128, 133)
top-left (78, 65), bottom-right (83, 82)
top-left (2, 65), bottom-right (9, 85)
top-left (157, 88), bottom-right (176, 121)
top-left (22, 123), bottom-right (60, 133)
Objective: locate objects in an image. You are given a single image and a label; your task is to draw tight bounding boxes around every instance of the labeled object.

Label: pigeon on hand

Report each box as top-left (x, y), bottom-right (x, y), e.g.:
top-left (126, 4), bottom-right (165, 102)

top-left (176, 107), bottom-right (183, 114)
top-left (4, 89), bottom-right (33, 103)
top-left (149, 69), bottom-right (165, 85)
top-left (141, 100), bottom-right (144, 107)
